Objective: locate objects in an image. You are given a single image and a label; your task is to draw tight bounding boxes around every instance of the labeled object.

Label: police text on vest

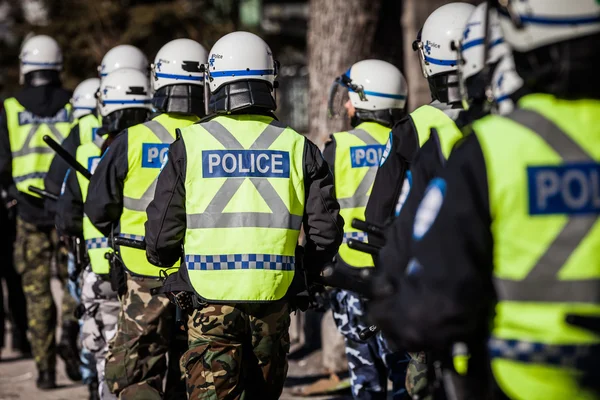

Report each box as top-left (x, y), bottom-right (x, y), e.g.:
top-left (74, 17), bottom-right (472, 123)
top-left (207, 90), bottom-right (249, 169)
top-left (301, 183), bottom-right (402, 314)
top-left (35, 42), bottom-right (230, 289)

top-left (528, 164), bottom-right (600, 215)
top-left (350, 144), bottom-right (385, 168)
top-left (202, 150), bottom-right (290, 178)
top-left (142, 143), bottom-right (170, 168)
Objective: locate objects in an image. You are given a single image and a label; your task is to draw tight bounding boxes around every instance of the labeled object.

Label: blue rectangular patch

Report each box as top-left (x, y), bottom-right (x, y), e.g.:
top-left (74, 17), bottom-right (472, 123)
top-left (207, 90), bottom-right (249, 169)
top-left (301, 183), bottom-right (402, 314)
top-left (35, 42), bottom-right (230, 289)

top-left (88, 156), bottom-right (101, 174)
top-left (18, 109), bottom-right (69, 125)
top-left (142, 143), bottom-right (170, 168)
top-left (202, 150), bottom-right (290, 178)
top-left (527, 163), bottom-right (600, 215)
top-left (350, 144), bottom-right (385, 168)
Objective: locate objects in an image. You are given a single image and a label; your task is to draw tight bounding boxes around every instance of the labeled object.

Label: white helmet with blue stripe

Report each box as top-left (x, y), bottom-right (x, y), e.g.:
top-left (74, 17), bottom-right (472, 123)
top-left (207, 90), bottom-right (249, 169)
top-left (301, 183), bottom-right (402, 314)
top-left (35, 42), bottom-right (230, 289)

top-left (98, 45), bottom-right (148, 79)
top-left (495, 0), bottom-right (600, 52)
top-left (344, 59), bottom-right (408, 111)
top-left (151, 39), bottom-right (208, 93)
top-left (98, 68), bottom-right (152, 117)
top-left (71, 78), bottom-right (100, 119)
top-left (206, 31), bottom-right (277, 94)
top-left (491, 56), bottom-right (524, 115)
top-left (415, 2), bottom-right (475, 78)
top-left (19, 35), bottom-right (62, 77)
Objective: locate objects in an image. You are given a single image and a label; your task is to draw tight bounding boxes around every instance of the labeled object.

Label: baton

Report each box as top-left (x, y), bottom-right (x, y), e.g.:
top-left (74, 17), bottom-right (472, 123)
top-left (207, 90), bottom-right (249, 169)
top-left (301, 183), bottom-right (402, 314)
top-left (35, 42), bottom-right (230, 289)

top-left (113, 236), bottom-right (146, 250)
top-left (351, 219), bottom-right (385, 241)
top-left (43, 135), bottom-right (92, 180)
top-left (347, 239), bottom-right (380, 256)
top-left (28, 185), bottom-right (58, 201)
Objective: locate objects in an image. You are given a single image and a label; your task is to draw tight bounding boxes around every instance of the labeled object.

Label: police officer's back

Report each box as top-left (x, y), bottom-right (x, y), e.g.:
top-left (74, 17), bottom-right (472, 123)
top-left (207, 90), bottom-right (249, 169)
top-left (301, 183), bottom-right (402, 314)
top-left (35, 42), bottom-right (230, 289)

top-left (381, 1), bottom-right (600, 399)
top-left (145, 31), bottom-right (344, 400)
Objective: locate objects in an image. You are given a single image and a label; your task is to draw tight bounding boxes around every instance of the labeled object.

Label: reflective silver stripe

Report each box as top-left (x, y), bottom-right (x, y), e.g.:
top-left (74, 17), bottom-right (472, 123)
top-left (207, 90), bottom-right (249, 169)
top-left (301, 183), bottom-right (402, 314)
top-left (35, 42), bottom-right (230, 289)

top-left (123, 121), bottom-right (173, 212)
top-left (12, 123), bottom-right (65, 157)
top-left (337, 129), bottom-right (381, 209)
top-left (186, 119), bottom-right (303, 230)
top-left (494, 109), bottom-right (600, 303)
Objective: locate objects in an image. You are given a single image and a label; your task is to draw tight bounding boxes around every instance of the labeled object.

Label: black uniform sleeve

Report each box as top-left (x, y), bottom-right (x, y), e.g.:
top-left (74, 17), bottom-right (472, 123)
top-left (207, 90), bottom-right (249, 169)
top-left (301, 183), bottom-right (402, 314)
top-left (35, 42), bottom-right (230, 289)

top-left (85, 131), bottom-right (129, 237)
top-left (369, 134), bottom-right (495, 351)
top-left (44, 125), bottom-right (80, 196)
top-left (302, 138), bottom-right (344, 273)
top-left (322, 135), bottom-right (336, 177)
top-left (377, 138), bottom-right (444, 274)
top-left (145, 138), bottom-right (187, 267)
top-left (55, 169), bottom-right (84, 237)
top-left (0, 107), bottom-right (13, 194)
top-left (365, 116), bottom-right (418, 235)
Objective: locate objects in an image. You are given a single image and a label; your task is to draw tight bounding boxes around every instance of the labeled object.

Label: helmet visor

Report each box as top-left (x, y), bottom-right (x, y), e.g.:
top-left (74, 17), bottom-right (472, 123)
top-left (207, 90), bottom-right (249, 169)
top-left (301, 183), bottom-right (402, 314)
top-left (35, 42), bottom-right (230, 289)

top-left (327, 74), bottom-right (366, 119)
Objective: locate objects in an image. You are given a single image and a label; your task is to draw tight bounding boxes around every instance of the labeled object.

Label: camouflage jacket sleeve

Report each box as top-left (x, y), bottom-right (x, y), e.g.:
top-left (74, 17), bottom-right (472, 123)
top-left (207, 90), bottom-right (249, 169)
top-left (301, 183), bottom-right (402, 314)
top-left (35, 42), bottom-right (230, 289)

top-left (302, 138), bottom-right (344, 273)
top-left (145, 137), bottom-right (186, 267)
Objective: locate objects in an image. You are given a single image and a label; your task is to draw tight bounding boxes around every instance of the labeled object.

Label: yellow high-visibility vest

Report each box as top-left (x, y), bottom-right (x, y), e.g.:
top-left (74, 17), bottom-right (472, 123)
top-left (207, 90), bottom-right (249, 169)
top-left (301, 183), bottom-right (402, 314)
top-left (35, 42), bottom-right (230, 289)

top-left (333, 122), bottom-right (390, 268)
top-left (5, 97), bottom-right (72, 197)
top-left (475, 93), bottom-right (600, 400)
top-left (180, 114), bottom-right (306, 302)
top-left (120, 113), bottom-right (198, 277)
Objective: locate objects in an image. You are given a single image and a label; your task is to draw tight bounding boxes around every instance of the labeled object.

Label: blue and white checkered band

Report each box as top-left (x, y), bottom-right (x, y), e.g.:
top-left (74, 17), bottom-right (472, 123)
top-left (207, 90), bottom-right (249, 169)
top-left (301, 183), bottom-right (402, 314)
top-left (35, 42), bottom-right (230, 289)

top-left (343, 231), bottom-right (368, 244)
top-left (86, 237), bottom-right (109, 250)
top-left (488, 337), bottom-right (593, 370)
top-left (186, 254), bottom-right (295, 271)
top-left (119, 233), bottom-right (145, 241)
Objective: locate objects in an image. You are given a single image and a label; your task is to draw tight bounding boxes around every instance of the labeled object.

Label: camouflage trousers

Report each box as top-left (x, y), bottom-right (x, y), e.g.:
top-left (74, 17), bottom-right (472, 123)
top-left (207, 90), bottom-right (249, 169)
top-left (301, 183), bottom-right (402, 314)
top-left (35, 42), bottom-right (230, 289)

top-left (182, 301), bottom-right (291, 400)
top-left (331, 289), bottom-right (409, 400)
top-left (105, 273), bottom-right (173, 399)
top-left (406, 352), bottom-right (430, 399)
top-left (80, 267), bottom-right (119, 399)
top-left (14, 217), bottom-right (77, 372)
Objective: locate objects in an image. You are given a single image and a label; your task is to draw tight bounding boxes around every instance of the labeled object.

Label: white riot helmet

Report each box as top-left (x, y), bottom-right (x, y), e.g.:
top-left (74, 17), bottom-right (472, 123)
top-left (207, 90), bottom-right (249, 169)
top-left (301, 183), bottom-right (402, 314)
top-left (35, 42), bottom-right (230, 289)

top-left (19, 35), bottom-right (62, 84)
top-left (491, 56), bottom-right (524, 116)
top-left (151, 39), bottom-right (208, 92)
top-left (495, 0), bottom-right (600, 52)
top-left (329, 59), bottom-right (408, 127)
top-left (98, 68), bottom-right (151, 134)
top-left (455, 3), bottom-right (518, 109)
top-left (98, 45), bottom-right (148, 78)
top-left (415, 3), bottom-right (476, 79)
top-left (150, 39), bottom-right (208, 116)
top-left (205, 31), bottom-right (278, 114)
top-left (71, 78), bottom-right (100, 119)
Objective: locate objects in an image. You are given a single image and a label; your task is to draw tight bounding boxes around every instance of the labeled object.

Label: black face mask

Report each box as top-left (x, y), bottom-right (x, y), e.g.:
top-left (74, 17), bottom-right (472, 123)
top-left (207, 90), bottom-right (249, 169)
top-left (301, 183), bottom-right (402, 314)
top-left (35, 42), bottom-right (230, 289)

top-left (23, 70), bottom-right (61, 87)
top-left (428, 71), bottom-right (461, 104)
top-left (100, 109), bottom-right (150, 135)
top-left (353, 109), bottom-right (407, 128)
top-left (208, 80), bottom-right (276, 115)
top-left (152, 85), bottom-right (205, 117)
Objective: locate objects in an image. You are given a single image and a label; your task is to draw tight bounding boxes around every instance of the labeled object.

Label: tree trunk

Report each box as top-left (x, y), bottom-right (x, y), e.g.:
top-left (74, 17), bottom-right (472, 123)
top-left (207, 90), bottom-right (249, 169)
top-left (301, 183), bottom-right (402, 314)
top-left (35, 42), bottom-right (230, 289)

top-left (307, 0), bottom-right (383, 147)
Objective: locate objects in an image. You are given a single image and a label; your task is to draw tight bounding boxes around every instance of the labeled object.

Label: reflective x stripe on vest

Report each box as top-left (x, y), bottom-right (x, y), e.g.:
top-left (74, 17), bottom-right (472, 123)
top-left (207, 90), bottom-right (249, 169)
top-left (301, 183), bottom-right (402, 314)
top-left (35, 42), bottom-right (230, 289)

top-left (474, 94), bottom-right (600, 400)
top-left (494, 109), bottom-right (599, 304)
top-left (333, 122), bottom-right (390, 268)
top-left (182, 115), bottom-right (305, 302)
top-left (123, 120), bottom-right (174, 212)
top-left (5, 97), bottom-right (72, 197)
top-left (120, 113), bottom-right (197, 277)
top-left (185, 120), bottom-right (303, 230)
top-left (75, 115), bottom-right (110, 274)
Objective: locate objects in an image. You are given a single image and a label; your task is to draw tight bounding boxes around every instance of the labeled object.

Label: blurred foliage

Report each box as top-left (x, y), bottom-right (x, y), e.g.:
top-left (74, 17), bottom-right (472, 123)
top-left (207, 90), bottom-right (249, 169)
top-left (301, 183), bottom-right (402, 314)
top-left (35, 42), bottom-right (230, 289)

top-left (1, 0), bottom-right (248, 93)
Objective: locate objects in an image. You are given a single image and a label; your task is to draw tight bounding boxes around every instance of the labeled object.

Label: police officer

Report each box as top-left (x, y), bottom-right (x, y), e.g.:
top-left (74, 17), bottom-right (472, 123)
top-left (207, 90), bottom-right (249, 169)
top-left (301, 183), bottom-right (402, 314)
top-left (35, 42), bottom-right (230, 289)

top-left (44, 44), bottom-right (149, 198)
top-left (364, 2), bottom-right (475, 232)
top-left (0, 34), bottom-right (81, 388)
top-left (323, 59), bottom-right (409, 399)
top-left (369, 5), bottom-right (525, 397)
top-left (85, 39), bottom-right (208, 399)
top-left (57, 68), bottom-right (154, 399)
top-left (379, 1), bottom-right (600, 399)
top-left (145, 31), bottom-right (344, 399)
